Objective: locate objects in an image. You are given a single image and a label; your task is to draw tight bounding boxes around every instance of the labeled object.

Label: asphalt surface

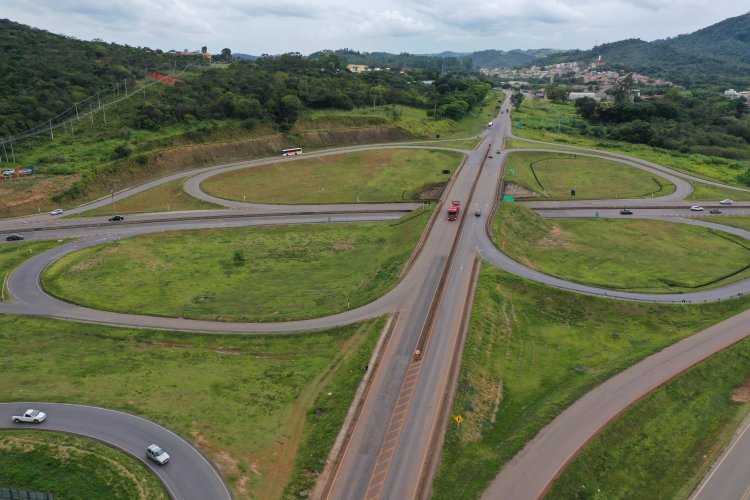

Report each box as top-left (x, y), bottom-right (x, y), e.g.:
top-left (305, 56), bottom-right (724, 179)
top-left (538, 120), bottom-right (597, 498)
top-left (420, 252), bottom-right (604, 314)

top-left (2, 90), bottom-right (750, 499)
top-left (0, 402), bottom-right (230, 500)
top-left (690, 412), bottom-right (750, 500)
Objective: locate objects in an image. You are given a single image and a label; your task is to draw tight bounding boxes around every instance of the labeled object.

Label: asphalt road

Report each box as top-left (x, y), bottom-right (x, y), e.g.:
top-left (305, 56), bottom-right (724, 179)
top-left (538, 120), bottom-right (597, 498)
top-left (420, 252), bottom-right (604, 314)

top-left (0, 402), bottom-right (230, 500)
top-left (690, 411), bottom-right (750, 500)
top-left (2, 90), bottom-right (750, 500)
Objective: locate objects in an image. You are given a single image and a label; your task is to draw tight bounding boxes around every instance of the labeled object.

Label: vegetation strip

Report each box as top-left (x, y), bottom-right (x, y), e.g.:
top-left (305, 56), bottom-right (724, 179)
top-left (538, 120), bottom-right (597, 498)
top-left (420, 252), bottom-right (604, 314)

top-left (547, 337), bottom-right (750, 499)
top-left (430, 267), bottom-right (750, 500)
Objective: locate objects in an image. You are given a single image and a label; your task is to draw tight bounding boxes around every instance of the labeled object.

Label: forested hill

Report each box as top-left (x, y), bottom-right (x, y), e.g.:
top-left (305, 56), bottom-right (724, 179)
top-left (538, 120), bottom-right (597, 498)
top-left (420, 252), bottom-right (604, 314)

top-left (0, 19), bottom-right (172, 135)
top-left (532, 12), bottom-right (750, 87)
top-left (310, 48), bottom-right (558, 70)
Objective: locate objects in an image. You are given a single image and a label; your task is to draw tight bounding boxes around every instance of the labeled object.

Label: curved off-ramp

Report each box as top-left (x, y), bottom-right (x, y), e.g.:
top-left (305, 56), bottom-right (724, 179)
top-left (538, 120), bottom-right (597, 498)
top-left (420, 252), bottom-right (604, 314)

top-left (0, 402), bottom-right (231, 500)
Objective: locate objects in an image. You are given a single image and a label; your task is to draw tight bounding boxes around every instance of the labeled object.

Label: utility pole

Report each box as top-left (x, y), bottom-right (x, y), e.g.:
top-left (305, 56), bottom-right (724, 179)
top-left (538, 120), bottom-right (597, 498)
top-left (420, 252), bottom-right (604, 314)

top-left (103, 106), bottom-right (107, 125)
top-left (124, 79), bottom-right (128, 97)
top-left (49, 119), bottom-right (54, 140)
top-left (75, 103), bottom-right (79, 122)
top-left (111, 181), bottom-right (116, 215)
top-left (9, 142), bottom-right (15, 163)
top-left (90, 102), bottom-right (94, 124)
top-left (97, 91), bottom-right (101, 110)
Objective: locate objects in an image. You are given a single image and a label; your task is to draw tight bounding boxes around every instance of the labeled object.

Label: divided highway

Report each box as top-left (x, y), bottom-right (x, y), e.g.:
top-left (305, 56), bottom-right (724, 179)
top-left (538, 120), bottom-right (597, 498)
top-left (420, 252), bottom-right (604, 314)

top-left (2, 90), bottom-right (750, 500)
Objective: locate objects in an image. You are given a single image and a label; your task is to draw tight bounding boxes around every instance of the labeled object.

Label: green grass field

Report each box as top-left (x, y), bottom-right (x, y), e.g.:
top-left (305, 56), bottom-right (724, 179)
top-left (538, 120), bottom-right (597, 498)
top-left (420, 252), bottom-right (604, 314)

top-left (509, 99), bottom-right (750, 188)
top-left (201, 149), bottom-right (462, 204)
top-left (686, 181), bottom-right (750, 202)
top-left (503, 151), bottom-right (675, 200)
top-left (0, 430), bottom-right (168, 500)
top-left (409, 139), bottom-right (480, 149)
top-left (1, 240), bottom-right (65, 300)
top-left (548, 338), bottom-right (750, 499)
top-left (0, 314), bottom-right (383, 498)
top-left (697, 216), bottom-right (750, 231)
top-left (84, 178), bottom-right (222, 215)
top-left (431, 266), bottom-right (750, 500)
top-left (42, 212), bottom-right (428, 321)
top-left (494, 204), bottom-right (750, 293)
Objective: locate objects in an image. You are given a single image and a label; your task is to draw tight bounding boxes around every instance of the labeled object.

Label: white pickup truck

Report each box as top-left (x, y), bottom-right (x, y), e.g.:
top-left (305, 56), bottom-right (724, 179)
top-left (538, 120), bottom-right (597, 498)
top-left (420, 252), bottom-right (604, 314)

top-left (12, 409), bottom-right (46, 423)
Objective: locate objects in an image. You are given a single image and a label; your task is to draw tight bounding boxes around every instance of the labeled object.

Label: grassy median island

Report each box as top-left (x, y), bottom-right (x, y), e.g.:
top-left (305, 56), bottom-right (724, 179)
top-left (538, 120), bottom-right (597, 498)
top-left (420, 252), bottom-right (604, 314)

top-left (431, 267), bottom-right (750, 500)
top-left (494, 204), bottom-right (750, 293)
top-left (0, 430), bottom-right (168, 499)
top-left (42, 211), bottom-right (428, 321)
top-left (201, 149), bottom-right (462, 204)
top-left (1, 240), bottom-right (65, 300)
top-left (84, 178), bottom-right (222, 216)
top-left (0, 314), bottom-right (383, 498)
top-left (503, 151), bottom-right (675, 200)
top-left (548, 337), bottom-right (750, 499)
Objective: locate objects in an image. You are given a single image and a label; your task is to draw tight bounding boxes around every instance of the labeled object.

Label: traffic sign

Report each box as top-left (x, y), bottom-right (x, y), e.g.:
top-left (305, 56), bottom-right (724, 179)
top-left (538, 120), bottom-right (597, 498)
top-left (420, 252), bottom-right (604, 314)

top-left (502, 195), bottom-right (515, 202)
top-left (507, 167), bottom-right (515, 174)
top-left (454, 415), bottom-right (464, 424)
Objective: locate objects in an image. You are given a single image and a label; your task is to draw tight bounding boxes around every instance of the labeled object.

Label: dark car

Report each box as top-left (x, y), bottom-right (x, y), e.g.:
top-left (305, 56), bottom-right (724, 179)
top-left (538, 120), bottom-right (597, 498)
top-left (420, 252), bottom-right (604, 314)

top-left (108, 215), bottom-right (125, 222)
top-left (709, 209), bottom-right (722, 214)
top-left (619, 209), bottom-right (633, 215)
top-left (6, 234), bottom-right (24, 241)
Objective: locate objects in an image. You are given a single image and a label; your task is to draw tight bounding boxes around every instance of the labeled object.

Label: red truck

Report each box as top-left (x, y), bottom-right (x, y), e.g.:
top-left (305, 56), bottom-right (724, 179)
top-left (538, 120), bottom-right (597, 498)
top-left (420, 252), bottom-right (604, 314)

top-left (447, 200), bottom-right (461, 221)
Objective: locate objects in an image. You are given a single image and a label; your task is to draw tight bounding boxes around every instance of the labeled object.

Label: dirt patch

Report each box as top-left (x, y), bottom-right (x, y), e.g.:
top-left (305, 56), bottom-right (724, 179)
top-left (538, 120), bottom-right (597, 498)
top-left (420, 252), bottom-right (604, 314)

top-left (0, 174), bottom-right (81, 218)
top-left (333, 238), bottom-right (356, 251)
top-left (537, 225), bottom-right (568, 249)
top-left (190, 427), bottom-right (251, 497)
top-left (418, 182), bottom-right (446, 200)
top-left (731, 378), bottom-right (750, 402)
top-left (503, 181), bottom-right (539, 199)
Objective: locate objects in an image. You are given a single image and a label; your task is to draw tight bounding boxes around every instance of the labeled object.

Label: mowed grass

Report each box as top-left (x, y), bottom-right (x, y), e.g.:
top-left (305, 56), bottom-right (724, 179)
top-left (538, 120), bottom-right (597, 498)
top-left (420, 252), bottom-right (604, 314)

top-left (686, 181), bottom-right (750, 202)
top-left (548, 338), bottom-right (750, 499)
top-left (201, 149), bottom-right (462, 204)
top-left (508, 99), bottom-right (750, 188)
top-left (410, 139), bottom-right (480, 149)
top-left (1, 240), bottom-right (65, 299)
top-left (84, 178), bottom-right (222, 216)
top-left (42, 212), bottom-right (428, 321)
top-left (0, 430), bottom-right (168, 500)
top-left (431, 266), bottom-right (750, 500)
top-left (0, 314), bottom-right (383, 498)
top-left (504, 151), bottom-right (675, 200)
top-left (494, 204), bottom-right (750, 293)
top-left (698, 216), bottom-right (750, 231)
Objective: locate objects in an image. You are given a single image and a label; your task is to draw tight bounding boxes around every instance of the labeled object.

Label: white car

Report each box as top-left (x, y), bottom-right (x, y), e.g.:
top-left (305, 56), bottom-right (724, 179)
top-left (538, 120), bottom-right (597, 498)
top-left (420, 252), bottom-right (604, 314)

top-left (690, 206), bottom-right (704, 212)
top-left (146, 444), bottom-right (170, 465)
top-left (720, 199), bottom-right (734, 205)
top-left (50, 208), bottom-right (64, 215)
top-left (12, 409), bottom-right (46, 423)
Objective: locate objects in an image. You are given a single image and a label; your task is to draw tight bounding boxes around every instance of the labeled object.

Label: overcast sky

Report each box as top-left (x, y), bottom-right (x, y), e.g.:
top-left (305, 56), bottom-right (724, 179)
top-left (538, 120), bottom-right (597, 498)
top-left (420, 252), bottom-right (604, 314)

top-left (1, 1), bottom-right (748, 55)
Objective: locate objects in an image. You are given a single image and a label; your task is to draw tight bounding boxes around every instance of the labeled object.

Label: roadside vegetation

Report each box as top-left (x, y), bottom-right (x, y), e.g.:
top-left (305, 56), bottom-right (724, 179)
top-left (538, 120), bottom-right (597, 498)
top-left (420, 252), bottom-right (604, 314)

top-left (1, 240), bottom-right (64, 300)
top-left (0, 430), bottom-right (168, 500)
top-left (431, 266), bottom-right (750, 499)
top-left (0, 314), bottom-right (383, 498)
top-left (509, 97), bottom-right (750, 188)
top-left (493, 204), bottom-right (750, 293)
top-left (84, 178), bottom-right (221, 216)
top-left (503, 151), bottom-right (674, 200)
top-left (548, 337), bottom-right (750, 499)
top-left (697, 216), bottom-right (750, 231)
top-left (42, 211), bottom-right (429, 321)
top-left (201, 149), bottom-right (463, 204)
top-left (686, 181), bottom-right (750, 202)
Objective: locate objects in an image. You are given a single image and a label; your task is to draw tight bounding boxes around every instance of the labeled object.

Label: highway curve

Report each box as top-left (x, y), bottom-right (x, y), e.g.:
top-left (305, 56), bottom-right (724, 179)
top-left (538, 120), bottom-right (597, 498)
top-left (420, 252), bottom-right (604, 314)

top-left (0, 402), bottom-right (230, 500)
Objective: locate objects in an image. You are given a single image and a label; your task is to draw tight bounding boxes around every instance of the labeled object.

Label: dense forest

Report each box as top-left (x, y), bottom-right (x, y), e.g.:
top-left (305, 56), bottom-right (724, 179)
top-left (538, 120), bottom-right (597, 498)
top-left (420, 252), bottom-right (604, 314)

top-left (0, 19), bottom-right (176, 136)
top-left (569, 90), bottom-right (750, 167)
top-left (0, 20), bottom-right (492, 142)
top-left (128, 54), bottom-right (492, 133)
top-left (533, 12), bottom-right (750, 88)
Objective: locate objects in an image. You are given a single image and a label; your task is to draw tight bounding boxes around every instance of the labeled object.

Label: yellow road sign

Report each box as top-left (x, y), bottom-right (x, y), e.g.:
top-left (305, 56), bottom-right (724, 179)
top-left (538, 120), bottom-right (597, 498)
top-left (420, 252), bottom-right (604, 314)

top-left (454, 415), bottom-right (464, 424)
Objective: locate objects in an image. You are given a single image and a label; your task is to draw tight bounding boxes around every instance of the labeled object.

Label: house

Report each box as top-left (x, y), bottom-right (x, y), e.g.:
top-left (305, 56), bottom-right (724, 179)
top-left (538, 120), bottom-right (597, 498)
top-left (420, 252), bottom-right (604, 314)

top-left (347, 64), bottom-right (368, 73)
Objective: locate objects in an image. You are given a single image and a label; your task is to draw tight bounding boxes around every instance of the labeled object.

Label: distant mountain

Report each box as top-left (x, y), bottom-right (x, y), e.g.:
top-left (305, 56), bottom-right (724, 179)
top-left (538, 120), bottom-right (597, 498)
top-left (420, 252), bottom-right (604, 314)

top-left (532, 12), bottom-right (750, 87)
top-left (233, 53), bottom-right (258, 60)
top-left (309, 48), bottom-right (558, 70)
top-left (470, 49), bottom-right (560, 68)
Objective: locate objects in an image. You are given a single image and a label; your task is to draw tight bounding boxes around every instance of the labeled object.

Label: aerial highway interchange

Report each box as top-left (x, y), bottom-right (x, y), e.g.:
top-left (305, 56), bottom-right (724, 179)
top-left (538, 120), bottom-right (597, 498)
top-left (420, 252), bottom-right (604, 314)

top-left (2, 92), bottom-right (750, 499)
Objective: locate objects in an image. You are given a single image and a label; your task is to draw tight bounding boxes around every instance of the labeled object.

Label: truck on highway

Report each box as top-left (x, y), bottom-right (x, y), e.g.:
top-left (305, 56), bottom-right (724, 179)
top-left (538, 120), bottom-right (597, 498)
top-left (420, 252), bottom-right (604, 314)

top-left (447, 200), bottom-right (461, 221)
top-left (12, 409), bottom-right (46, 423)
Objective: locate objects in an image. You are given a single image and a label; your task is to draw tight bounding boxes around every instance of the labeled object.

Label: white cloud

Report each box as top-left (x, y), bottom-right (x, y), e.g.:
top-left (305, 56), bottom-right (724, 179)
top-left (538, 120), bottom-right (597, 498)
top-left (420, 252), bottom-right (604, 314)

top-left (0, 0), bottom-right (748, 53)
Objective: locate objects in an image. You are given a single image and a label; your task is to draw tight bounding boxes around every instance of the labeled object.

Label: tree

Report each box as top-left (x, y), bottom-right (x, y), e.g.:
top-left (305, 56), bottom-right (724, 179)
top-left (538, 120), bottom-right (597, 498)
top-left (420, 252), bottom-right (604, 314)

top-left (220, 48), bottom-right (232, 62)
top-left (510, 91), bottom-right (524, 110)
top-left (201, 46), bottom-right (207, 54)
top-left (278, 94), bottom-right (302, 131)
